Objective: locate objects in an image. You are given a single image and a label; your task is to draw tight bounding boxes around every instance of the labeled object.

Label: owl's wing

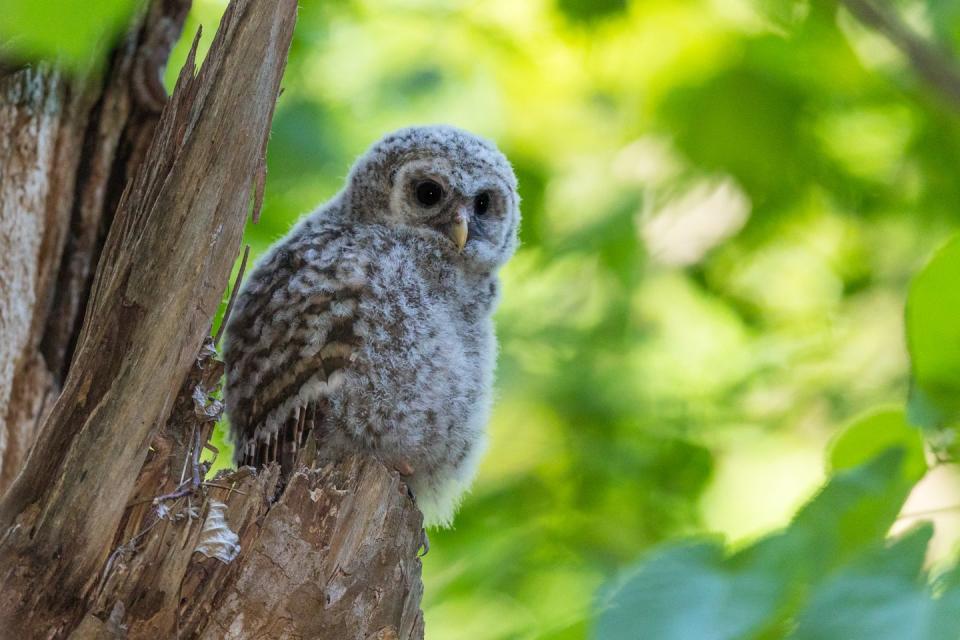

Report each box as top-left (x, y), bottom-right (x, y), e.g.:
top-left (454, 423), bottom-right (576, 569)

top-left (223, 230), bottom-right (364, 474)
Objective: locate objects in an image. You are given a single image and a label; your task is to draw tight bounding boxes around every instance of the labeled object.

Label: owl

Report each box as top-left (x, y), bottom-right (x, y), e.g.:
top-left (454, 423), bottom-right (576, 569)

top-left (223, 126), bottom-right (520, 527)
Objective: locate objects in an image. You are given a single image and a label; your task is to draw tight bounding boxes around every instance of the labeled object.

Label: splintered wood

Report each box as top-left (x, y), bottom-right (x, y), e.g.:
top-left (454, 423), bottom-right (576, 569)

top-left (92, 345), bottom-right (425, 639)
top-left (83, 450), bottom-right (424, 639)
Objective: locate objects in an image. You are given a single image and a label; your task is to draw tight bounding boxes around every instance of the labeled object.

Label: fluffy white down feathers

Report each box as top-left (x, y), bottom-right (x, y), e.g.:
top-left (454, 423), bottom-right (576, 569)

top-left (223, 126), bottom-right (519, 526)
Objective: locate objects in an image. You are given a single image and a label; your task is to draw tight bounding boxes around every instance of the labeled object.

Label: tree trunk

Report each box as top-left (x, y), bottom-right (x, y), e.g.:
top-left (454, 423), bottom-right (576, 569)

top-left (0, 1), bottom-right (425, 638)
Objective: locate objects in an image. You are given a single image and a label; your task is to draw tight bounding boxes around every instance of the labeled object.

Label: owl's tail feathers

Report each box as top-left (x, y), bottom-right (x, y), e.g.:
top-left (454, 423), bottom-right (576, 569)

top-left (237, 401), bottom-right (323, 478)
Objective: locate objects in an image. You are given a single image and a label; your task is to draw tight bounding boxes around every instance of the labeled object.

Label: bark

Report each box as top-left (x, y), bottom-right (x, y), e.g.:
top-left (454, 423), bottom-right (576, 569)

top-left (0, 64), bottom-right (71, 495)
top-left (0, 1), bottom-right (425, 637)
top-left (0, 0), bottom-right (191, 496)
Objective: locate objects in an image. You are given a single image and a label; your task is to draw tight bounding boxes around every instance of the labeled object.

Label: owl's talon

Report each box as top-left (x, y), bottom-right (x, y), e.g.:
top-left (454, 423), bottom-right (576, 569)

top-left (418, 527), bottom-right (430, 556)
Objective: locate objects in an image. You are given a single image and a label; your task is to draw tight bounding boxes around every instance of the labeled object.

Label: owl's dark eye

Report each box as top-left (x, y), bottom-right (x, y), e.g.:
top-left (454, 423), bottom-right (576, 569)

top-left (474, 193), bottom-right (490, 216)
top-left (415, 180), bottom-right (443, 207)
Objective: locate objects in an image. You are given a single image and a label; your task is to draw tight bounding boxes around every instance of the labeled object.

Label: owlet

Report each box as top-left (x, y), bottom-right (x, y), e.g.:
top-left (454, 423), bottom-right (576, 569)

top-left (223, 126), bottom-right (520, 526)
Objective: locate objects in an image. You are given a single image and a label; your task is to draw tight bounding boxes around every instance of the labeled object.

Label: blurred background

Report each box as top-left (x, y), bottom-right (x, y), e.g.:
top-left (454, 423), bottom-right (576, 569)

top-left (190, 0), bottom-right (959, 637)
top-left (7, 0), bottom-right (960, 637)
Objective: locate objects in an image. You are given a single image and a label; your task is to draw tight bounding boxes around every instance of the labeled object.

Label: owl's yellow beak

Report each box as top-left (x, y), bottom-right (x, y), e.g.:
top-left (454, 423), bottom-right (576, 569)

top-left (449, 211), bottom-right (469, 251)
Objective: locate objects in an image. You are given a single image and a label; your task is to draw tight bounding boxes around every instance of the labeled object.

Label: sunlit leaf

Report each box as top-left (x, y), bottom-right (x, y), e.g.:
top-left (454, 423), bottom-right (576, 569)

top-left (906, 234), bottom-right (960, 429)
top-left (747, 448), bottom-right (913, 581)
top-left (829, 407), bottom-right (926, 483)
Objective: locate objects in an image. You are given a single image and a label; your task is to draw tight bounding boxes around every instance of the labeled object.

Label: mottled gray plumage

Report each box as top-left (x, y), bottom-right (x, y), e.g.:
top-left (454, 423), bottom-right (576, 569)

top-left (223, 126), bottom-right (519, 526)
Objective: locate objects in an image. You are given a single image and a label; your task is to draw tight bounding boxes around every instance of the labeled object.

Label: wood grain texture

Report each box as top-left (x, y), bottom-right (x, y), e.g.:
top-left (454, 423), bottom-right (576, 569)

top-left (39, 0), bottom-right (192, 385)
top-left (88, 452), bottom-right (424, 640)
top-left (0, 0), bottom-right (191, 496)
top-left (0, 65), bottom-right (72, 493)
top-left (198, 457), bottom-right (425, 640)
top-left (0, 0), bottom-right (296, 632)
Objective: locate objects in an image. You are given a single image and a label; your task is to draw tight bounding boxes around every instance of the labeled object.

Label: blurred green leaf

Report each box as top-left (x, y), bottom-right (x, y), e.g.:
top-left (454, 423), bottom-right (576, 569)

top-left (829, 407), bottom-right (926, 482)
top-left (595, 540), bottom-right (783, 640)
top-left (663, 66), bottom-right (810, 208)
top-left (907, 382), bottom-right (946, 431)
top-left (267, 99), bottom-right (347, 190)
top-left (558, 194), bottom-right (644, 288)
top-left (555, 0), bottom-right (628, 24)
top-left (791, 524), bottom-right (960, 640)
top-left (906, 234), bottom-right (960, 431)
top-left (757, 0), bottom-right (810, 30)
top-left (749, 448), bottom-right (913, 582)
top-left (511, 154), bottom-right (549, 248)
top-left (925, 0), bottom-right (960, 51)
top-left (595, 450), bottom-right (917, 639)
top-left (0, 0), bottom-right (135, 66)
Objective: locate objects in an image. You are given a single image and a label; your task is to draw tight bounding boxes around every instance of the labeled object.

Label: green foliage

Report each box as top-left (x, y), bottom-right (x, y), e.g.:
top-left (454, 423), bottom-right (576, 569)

top-left (594, 225), bottom-right (960, 637)
top-left (906, 235), bottom-right (960, 444)
top-left (829, 407), bottom-right (926, 480)
top-left (592, 213), bottom-right (960, 636)
top-left (595, 541), bottom-right (784, 640)
top-left (0, 0), bottom-right (134, 67)
top-left (596, 450), bottom-right (926, 639)
top-left (926, 0), bottom-right (960, 48)
top-left (791, 525), bottom-right (960, 640)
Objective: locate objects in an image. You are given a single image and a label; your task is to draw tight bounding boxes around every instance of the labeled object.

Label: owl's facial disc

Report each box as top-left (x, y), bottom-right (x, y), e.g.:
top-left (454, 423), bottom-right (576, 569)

top-left (392, 163), bottom-right (474, 251)
top-left (419, 188), bottom-right (470, 252)
top-left (415, 181), bottom-right (514, 263)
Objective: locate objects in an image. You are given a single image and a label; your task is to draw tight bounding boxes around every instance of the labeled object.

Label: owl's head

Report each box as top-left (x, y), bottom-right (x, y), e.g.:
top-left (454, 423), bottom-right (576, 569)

top-left (344, 125), bottom-right (520, 270)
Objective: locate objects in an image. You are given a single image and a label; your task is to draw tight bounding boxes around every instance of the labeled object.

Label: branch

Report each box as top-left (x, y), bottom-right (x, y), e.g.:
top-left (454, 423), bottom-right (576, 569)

top-left (838, 0), bottom-right (960, 110)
